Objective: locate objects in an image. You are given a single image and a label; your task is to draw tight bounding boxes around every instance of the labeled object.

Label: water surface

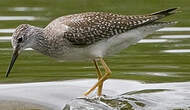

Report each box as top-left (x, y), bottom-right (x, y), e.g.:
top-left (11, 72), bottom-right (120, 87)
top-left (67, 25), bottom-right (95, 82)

top-left (0, 79), bottom-right (190, 110)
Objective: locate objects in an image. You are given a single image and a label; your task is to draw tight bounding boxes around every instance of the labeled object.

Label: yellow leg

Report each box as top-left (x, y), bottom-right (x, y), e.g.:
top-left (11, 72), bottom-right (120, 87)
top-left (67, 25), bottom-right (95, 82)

top-left (93, 59), bottom-right (103, 96)
top-left (84, 58), bottom-right (112, 96)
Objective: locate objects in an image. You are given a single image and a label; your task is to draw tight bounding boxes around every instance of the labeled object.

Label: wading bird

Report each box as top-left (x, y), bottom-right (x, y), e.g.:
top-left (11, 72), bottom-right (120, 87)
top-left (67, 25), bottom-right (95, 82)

top-left (5, 8), bottom-right (177, 96)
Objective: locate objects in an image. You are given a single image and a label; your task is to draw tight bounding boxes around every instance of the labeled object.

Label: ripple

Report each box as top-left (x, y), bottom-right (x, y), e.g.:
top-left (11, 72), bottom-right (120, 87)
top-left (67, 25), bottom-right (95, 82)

top-left (123, 89), bottom-right (171, 95)
top-left (158, 27), bottom-right (190, 32)
top-left (0, 36), bottom-right (11, 40)
top-left (160, 35), bottom-right (190, 39)
top-left (123, 72), bottom-right (175, 77)
top-left (0, 16), bottom-right (47, 21)
top-left (146, 72), bottom-right (169, 77)
top-left (0, 48), bottom-right (33, 51)
top-left (8, 7), bottom-right (45, 12)
top-left (0, 48), bottom-right (12, 51)
top-left (138, 39), bottom-right (175, 43)
top-left (0, 29), bottom-right (14, 33)
top-left (162, 49), bottom-right (190, 53)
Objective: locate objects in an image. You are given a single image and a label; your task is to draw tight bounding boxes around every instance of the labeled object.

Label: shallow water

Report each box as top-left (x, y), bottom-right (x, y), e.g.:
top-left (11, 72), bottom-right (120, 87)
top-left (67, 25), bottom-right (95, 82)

top-left (0, 79), bottom-right (190, 110)
top-left (0, 0), bottom-right (190, 110)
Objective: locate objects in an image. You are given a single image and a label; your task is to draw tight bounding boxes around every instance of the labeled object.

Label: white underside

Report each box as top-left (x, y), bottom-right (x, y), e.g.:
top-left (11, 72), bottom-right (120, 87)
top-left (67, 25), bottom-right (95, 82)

top-left (59, 23), bottom-right (174, 61)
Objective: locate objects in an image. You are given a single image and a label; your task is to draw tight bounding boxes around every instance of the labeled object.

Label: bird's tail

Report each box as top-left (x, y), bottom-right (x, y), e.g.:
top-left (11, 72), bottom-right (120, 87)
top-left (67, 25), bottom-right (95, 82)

top-left (150, 7), bottom-right (179, 19)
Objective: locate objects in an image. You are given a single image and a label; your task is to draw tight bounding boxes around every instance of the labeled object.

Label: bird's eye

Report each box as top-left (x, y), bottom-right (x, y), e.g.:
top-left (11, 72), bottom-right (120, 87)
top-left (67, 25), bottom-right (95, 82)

top-left (17, 37), bottom-right (23, 43)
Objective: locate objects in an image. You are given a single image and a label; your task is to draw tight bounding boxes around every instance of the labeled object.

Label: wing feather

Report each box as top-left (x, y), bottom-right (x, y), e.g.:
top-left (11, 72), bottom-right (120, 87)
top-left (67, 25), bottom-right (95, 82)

top-left (44, 8), bottom-right (177, 46)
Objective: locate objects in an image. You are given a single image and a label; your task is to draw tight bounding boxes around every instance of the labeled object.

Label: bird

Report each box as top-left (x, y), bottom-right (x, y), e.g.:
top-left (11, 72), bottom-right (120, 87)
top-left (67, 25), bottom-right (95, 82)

top-left (5, 8), bottom-right (178, 96)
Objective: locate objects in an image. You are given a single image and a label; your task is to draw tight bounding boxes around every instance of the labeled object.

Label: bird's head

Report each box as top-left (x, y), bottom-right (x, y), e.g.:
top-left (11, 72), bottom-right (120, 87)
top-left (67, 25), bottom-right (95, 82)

top-left (5, 24), bottom-right (35, 77)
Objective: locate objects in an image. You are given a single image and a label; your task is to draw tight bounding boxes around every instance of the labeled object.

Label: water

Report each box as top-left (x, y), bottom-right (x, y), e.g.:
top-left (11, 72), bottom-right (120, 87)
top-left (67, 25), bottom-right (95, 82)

top-left (0, 0), bottom-right (190, 109)
top-left (0, 79), bottom-right (190, 110)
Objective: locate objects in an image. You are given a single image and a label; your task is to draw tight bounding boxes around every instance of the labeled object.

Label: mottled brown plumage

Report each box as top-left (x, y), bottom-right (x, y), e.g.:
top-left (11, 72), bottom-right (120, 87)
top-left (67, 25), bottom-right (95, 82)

top-left (44, 8), bottom-right (177, 46)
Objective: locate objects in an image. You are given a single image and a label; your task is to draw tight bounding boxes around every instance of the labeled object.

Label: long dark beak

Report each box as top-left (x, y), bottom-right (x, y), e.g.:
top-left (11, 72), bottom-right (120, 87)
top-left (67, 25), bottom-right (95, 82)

top-left (5, 45), bottom-right (20, 78)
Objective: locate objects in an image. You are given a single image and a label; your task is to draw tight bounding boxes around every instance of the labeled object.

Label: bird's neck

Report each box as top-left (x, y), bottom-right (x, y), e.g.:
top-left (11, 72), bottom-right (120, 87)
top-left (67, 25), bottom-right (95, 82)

top-left (29, 26), bottom-right (52, 56)
top-left (30, 26), bottom-right (69, 58)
